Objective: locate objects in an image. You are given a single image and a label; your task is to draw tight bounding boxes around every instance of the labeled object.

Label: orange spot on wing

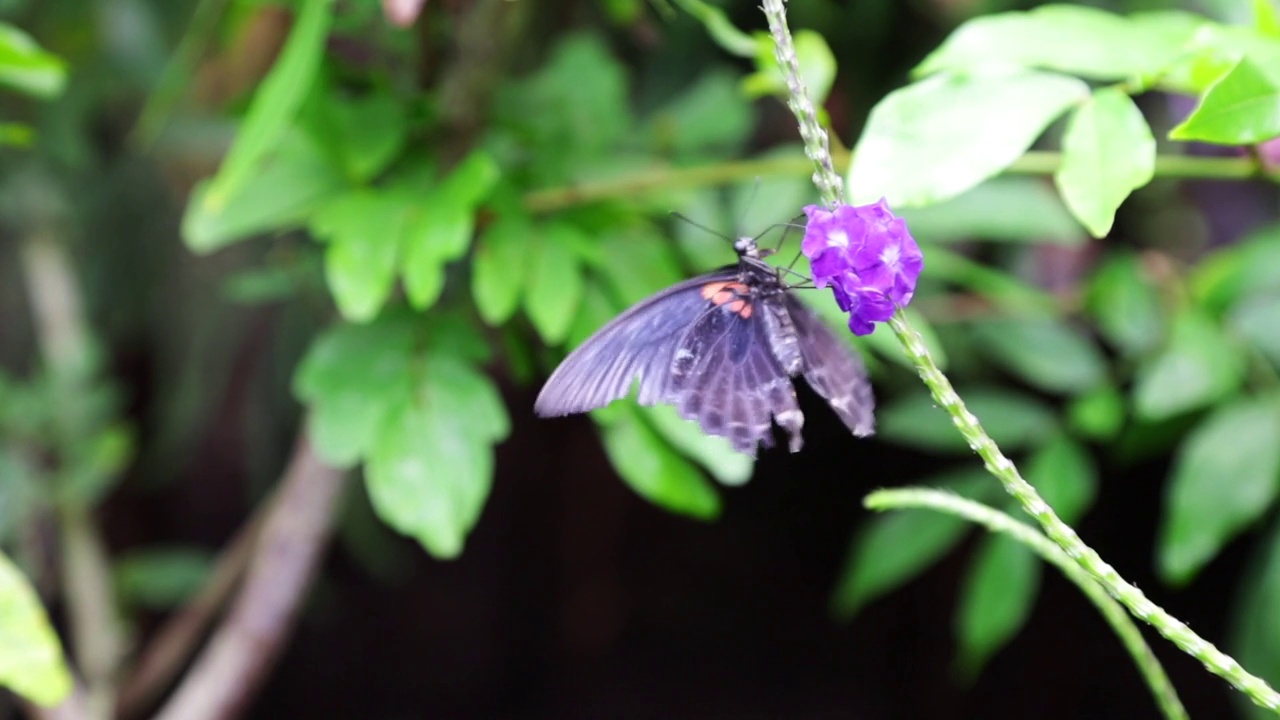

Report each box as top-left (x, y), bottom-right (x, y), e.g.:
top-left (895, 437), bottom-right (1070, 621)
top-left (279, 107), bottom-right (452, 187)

top-left (700, 280), bottom-right (748, 303)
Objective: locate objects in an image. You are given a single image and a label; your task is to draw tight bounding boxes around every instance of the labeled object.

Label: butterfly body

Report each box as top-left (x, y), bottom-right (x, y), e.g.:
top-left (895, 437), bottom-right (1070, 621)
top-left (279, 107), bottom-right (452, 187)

top-left (534, 234), bottom-right (875, 457)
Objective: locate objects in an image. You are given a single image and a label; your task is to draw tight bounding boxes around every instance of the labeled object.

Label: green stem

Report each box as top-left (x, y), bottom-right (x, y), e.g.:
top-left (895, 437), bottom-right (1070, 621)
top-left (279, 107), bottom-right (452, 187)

top-left (865, 488), bottom-right (1187, 720)
top-left (887, 311), bottom-right (1280, 712)
top-left (523, 150), bottom-right (1276, 215)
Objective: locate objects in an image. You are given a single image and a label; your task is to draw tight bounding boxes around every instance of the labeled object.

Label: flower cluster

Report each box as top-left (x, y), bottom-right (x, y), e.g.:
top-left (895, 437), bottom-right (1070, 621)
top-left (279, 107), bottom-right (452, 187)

top-left (801, 199), bottom-right (924, 336)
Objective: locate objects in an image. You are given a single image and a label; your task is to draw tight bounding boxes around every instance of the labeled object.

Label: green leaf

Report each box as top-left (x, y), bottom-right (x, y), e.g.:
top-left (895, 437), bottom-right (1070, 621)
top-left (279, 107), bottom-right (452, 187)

top-left (400, 200), bottom-right (467, 310)
top-left (1256, 0), bottom-right (1280, 37)
top-left (1159, 395), bottom-right (1280, 584)
top-left (1171, 56), bottom-right (1280, 145)
top-left (848, 70), bottom-right (1089, 206)
top-left (115, 548), bottom-right (213, 609)
top-left (879, 387), bottom-right (1057, 454)
top-left (0, 121), bottom-right (34, 146)
top-left (1230, 520), bottom-right (1280, 720)
top-left (0, 23), bottom-right (67, 98)
top-left (639, 404), bottom-right (753, 486)
top-left (1229, 293), bottom-right (1280, 365)
top-left (1025, 435), bottom-right (1097, 523)
top-left (498, 33), bottom-right (630, 182)
top-left (972, 316), bottom-right (1107, 395)
top-left (294, 313), bottom-right (417, 467)
top-left (1087, 252), bottom-right (1166, 357)
top-left (1067, 384), bottom-right (1126, 441)
top-left (646, 70), bottom-right (753, 158)
top-left (326, 91), bottom-right (408, 183)
top-left (914, 6), bottom-right (1203, 85)
top-left (897, 176), bottom-right (1084, 246)
top-left (1192, 222), bottom-right (1280, 313)
top-left (472, 214), bottom-right (532, 325)
top-left (832, 469), bottom-right (993, 619)
top-left (599, 406), bottom-right (721, 520)
top-left (183, 130), bottom-right (347, 253)
top-left (1132, 309), bottom-right (1245, 421)
top-left (0, 551), bottom-right (73, 706)
top-left (525, 223), bottom-right (587, 345)
top-left (199, 0), bottom-right (335, 212)
top-left (310, 190), bottom-right (407, 322)
top-left (1054, 88), bottom-right (1155, 237)
top-left (365, 354), bottom-right (509, 559)
top-left (439, 150), bottom-right (501, 208)
top-left (674, 0), bottom-right (757, 57)
top-left (744, 30), bottom-right (837, 106)
top-left (955, 535), bottom-right (1041, 677)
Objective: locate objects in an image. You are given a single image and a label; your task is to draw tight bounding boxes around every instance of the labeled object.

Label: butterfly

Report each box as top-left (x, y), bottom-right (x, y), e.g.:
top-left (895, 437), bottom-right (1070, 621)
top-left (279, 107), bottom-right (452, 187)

top-left (534, 227), bottom-right (876, 457)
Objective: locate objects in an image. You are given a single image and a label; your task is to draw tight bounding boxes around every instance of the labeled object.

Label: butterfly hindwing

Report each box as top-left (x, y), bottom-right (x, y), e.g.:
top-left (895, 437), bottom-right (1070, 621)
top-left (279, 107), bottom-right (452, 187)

top-left (785, 295), bottom-right (876, 437)
top-left (533, 270), bottom-right (737, 417)
top-left (667, 293), bottom-right (803, 456)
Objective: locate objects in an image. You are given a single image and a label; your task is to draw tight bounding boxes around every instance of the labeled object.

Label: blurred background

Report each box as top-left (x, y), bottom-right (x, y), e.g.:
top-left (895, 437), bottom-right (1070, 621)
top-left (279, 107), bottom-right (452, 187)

top-left (2, 0), bottom-right (1280, 718)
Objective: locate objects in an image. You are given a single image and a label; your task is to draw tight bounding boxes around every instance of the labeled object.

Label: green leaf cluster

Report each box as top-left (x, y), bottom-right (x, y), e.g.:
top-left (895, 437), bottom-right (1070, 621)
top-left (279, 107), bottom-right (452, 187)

top-left (851, 3), bottom-right (1280, 240)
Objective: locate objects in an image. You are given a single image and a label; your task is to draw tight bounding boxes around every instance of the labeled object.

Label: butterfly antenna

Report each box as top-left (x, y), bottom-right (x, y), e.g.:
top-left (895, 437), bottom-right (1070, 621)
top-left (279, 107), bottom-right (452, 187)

top-left (736, 177), bottom-right (762, 235)
top-left (670, 212), bottom-right (734, 243)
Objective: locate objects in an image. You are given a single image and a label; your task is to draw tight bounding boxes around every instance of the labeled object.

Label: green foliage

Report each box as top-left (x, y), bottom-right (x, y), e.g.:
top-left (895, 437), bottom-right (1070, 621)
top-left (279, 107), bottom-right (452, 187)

top-left (0, 23), bottom-right (67, 98)
top-left (115, 547), bottom-right (214, 609)
top-left (0, 551), bottom-right (73, 706)
top-left (598, 405), bottom-right (722, 520)
top-left (971, 316), bottom-right (1107, 395)
top-left (1054, 88), bottom-right (1155, 237)
top-left (1159, 396), bottom-right (1280, 585)
top-left (1132, 310), bottom-right (1245, 422)
top-left (1170, 57), bottom-right (1280, 145)
top-left (197, 0), bottom-right (335, 215)
top-left (955, 535), bottom-right (1040, 677)
top-left (848, 70), bottom-right (1089, 207)
top-left (295, 311), bottom-right (506, 558)
top-left (878, 387), bottom-right (1058, 453)
top-left (833, 470), bottom-right (994, 619)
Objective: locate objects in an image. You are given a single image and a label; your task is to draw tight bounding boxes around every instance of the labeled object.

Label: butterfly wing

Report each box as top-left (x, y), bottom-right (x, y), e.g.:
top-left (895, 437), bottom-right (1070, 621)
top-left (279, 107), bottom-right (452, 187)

top-left (664, 293), bottom-right (804, 456)
top-left (786, 295), bottom-right (876, 437)
top-left (534, 270), bottom-right (737, 417)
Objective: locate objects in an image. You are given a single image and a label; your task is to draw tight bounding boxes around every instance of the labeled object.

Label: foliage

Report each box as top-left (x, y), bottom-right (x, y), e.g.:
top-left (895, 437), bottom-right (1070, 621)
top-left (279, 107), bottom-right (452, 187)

top-left (5, 0), bottom-right (1280, 715)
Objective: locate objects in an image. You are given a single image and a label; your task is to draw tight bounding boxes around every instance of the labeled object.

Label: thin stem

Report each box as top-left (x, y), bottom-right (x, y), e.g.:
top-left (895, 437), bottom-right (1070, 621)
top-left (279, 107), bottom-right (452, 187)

top-left (865, 488), bottom-right (1187, 720)
top-left (887, 311), bottom-right (1280, 712)
top-left (522, 149), bottom-right (1277, 215)
top-left (761, 0), bottom-right (842, 206)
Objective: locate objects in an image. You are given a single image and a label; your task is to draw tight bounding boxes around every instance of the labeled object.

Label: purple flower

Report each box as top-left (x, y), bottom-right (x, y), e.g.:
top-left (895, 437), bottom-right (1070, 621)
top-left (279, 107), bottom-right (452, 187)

top-left (802, 199), bottom-right (923, 336)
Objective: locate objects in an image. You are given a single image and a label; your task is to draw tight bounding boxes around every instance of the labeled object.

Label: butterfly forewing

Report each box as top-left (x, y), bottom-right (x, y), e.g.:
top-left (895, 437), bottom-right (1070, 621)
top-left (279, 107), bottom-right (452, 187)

top-left (533, 270), bottom-right (737, 417)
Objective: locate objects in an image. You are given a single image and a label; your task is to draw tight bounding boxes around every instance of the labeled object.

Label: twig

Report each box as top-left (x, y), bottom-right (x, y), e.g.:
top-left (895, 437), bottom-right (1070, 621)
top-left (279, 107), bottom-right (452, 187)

top-left (865, 488), bottom-right (1188, 720)
top-left (151, 434), bottom-right (346, 720)
top-left (115, 493), bottom-right (274, 718)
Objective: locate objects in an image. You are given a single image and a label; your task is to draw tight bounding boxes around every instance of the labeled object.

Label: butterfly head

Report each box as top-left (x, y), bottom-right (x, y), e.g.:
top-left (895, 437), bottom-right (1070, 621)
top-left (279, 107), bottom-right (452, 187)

top-left (734, 235), bottom-right (777, 260)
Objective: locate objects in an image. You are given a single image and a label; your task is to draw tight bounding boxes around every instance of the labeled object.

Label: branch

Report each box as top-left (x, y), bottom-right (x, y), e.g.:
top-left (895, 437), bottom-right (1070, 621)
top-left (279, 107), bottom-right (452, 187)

top-left (151, 433), bottom-right (346, 720)
top-left (115, 494), bottom-right (272, 718)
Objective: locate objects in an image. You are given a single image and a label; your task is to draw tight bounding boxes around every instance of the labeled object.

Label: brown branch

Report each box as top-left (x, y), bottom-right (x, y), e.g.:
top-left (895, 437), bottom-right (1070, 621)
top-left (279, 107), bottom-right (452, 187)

top-left (114, 493), bottom-right (274, 719)
top-left (151, 433), bottom-right (347, 720)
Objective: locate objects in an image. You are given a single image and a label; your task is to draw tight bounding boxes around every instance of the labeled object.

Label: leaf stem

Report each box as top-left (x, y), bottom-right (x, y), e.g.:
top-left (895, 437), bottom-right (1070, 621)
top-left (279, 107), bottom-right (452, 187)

top-left (865, 488), bottom-right (1187, 720)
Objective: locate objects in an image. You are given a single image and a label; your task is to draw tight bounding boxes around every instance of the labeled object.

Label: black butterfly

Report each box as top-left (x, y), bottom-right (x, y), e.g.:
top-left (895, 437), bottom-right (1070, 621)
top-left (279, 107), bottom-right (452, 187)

top-left (534, 229), bottom-right (876, 457)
